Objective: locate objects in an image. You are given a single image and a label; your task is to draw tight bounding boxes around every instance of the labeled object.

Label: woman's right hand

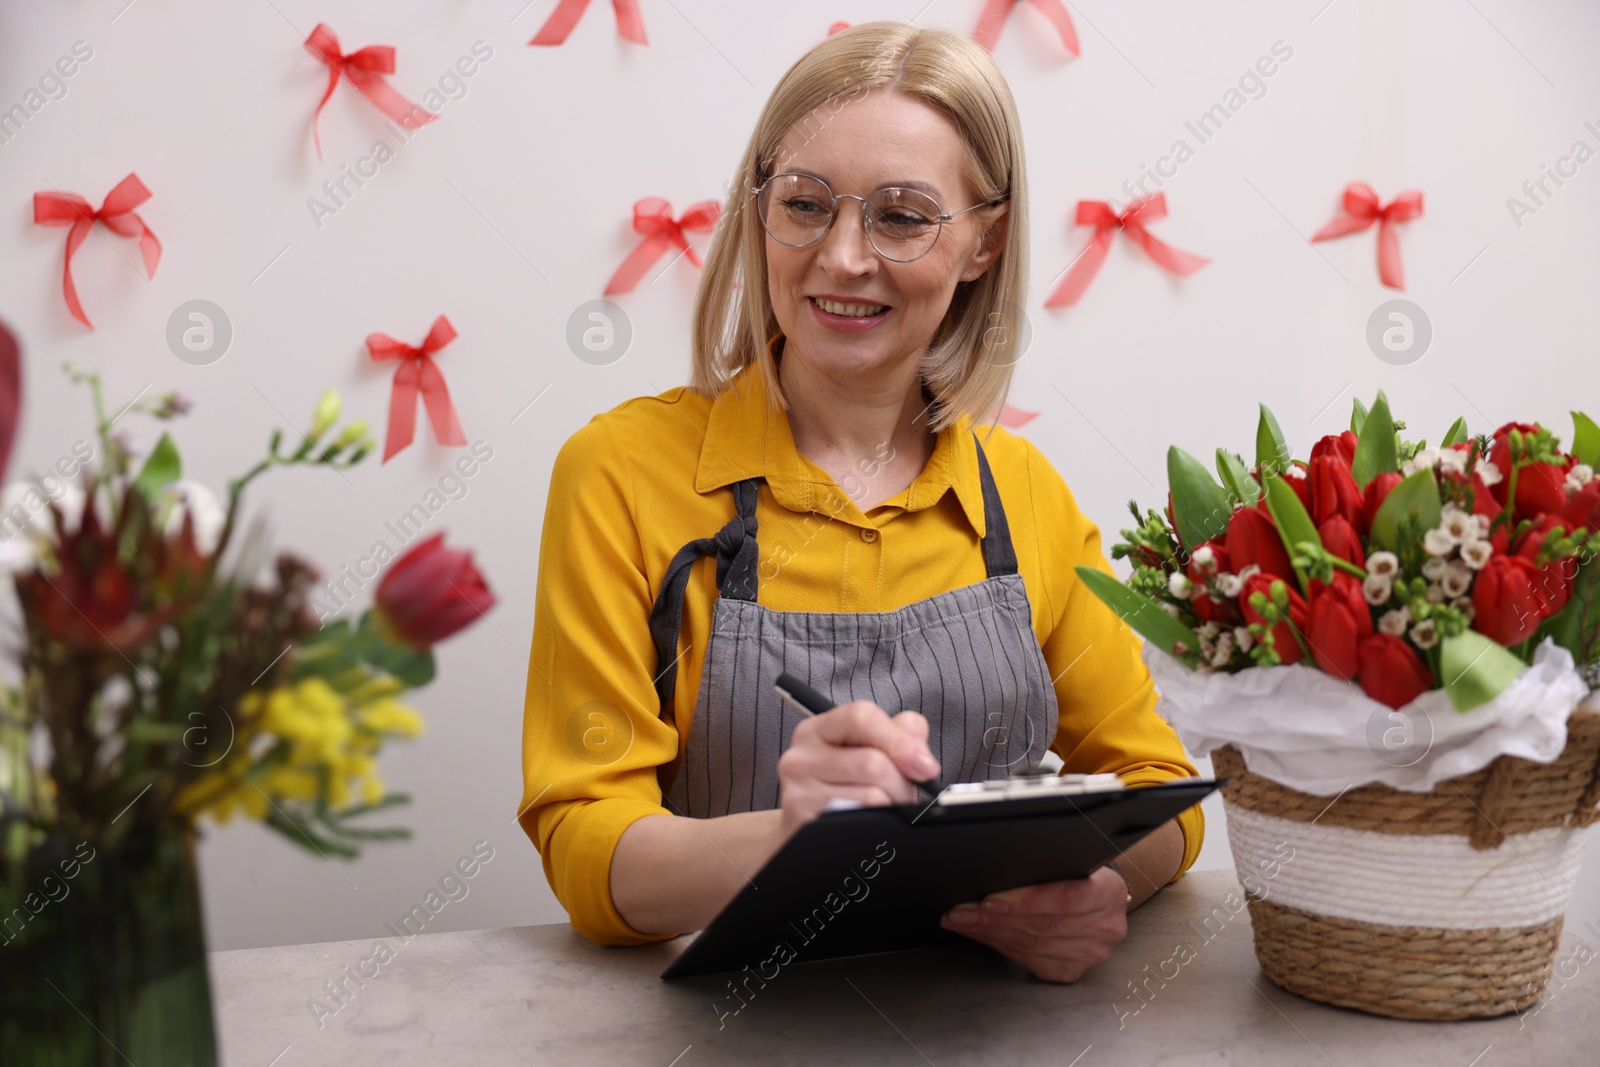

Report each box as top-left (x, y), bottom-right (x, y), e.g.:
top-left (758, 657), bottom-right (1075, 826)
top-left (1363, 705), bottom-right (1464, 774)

top-left (775, 700), bottom-right (942, 839)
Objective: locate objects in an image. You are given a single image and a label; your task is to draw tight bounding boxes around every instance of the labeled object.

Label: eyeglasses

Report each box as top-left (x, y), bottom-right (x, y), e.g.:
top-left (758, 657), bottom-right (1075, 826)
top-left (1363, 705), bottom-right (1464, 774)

top-left (751, 171), bottom-right (1006, 263)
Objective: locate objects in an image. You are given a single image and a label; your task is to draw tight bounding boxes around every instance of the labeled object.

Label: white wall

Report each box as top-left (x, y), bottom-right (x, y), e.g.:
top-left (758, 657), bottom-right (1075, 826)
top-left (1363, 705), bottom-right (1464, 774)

top-left (2, 0), bottom-right (1597, 952)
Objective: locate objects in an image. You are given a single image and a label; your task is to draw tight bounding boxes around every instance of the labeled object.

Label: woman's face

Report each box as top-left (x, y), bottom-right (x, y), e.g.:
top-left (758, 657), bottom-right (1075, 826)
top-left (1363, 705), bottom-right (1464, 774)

top-left (762, 90), bottom-right (1007, 385)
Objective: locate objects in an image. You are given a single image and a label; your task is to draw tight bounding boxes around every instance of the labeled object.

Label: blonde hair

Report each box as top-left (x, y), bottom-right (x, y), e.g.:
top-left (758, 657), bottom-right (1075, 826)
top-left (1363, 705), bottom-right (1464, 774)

top-left (687, 21), bottom-right (1030, 437)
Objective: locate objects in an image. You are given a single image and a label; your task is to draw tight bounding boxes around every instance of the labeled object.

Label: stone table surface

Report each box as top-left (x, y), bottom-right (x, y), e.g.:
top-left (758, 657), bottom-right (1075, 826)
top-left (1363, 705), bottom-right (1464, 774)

top-left (211, 868), bottom-right (1596, 1066)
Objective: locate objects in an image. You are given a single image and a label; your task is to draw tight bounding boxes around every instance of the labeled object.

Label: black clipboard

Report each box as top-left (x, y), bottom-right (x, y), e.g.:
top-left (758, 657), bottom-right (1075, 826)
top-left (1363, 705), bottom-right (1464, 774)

top-left (660, 777), bottom-right (1220, 979)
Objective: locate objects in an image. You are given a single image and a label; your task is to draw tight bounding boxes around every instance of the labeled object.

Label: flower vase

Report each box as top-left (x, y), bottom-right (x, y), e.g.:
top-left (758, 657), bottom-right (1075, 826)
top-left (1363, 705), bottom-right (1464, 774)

top-left (1, 825), bottom-right (219, 1065)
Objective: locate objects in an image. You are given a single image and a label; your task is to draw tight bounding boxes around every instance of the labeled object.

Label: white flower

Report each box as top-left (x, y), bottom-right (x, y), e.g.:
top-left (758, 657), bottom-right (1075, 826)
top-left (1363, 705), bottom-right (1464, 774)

top-left (1378, 606), bottom-right (1412, 635)
top-left (1441, 561), bottom-right (1473, 599)
top-left (1363, 573), bottom-right (1393, 605)
top-left (1158, 601), bottom-right (1182, 618)
top-left (1425, 582), bottom-right (1446, 603)
top-left (1569, 463), bottom-right (1594, 486)
top-left (1402, 447), bottom-right (1441, 476)
top-left (1283, 464), bottom-right (1306, 480)
top-left (1199, 621), bottom-right (1223, 640)
top-left (1423, 527), bottom-right (1457, 556)
top-left (1476, 459), bottom-right (1503, 486)
top-left (1216, 572), bottom-right (1243, 598)
top-left (1367, 551), bottom-right (1400, 579)
top-left (1459, 539), bottom-right (1494, 570)
top-left (159, 480), bottom-right (226, 556)
top-left (1411, 618), bottom-right (1440, 649)
top-left (1192, 544), bottom-right (1218, 575)
top-left (1233, 626), bottom-right (1254, 652)
top-left (0, 479), bottom-right (89, 576)
top-left (1438, 448), bottom-right (1468, 474)
top-left (1440, 506), bottom-right (1476, 543)
top-left (1449, 595), bottom-right (1476, 621)
top-left (1421, 556), bottom-right (1449, 580)
top-left (1473, 513), bottom-right (1491, 536)
top-left (1237, 563), bottom-right (1262, 583)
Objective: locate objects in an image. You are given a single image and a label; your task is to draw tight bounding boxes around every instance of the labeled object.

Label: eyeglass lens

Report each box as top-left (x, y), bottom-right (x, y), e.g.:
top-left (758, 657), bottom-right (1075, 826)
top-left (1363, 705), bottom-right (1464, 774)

top-left (756, 174), bottom-right (942, 262)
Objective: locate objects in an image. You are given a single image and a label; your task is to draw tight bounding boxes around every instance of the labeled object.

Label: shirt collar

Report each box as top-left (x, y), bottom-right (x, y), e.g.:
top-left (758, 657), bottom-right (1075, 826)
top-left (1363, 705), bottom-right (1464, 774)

top-left (693, 332), bottom-right (987, 537)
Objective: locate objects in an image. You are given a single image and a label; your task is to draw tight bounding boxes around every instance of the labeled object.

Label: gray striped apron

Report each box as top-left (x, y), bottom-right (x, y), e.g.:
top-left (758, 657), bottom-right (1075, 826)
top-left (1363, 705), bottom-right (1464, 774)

top-left (650, 433), bottom-right (1058, 819)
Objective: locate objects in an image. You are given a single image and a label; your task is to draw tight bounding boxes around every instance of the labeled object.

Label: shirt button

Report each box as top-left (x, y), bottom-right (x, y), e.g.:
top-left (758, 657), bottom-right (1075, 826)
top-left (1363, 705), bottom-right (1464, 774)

top-left (860, 528), bottom-right (878, 543)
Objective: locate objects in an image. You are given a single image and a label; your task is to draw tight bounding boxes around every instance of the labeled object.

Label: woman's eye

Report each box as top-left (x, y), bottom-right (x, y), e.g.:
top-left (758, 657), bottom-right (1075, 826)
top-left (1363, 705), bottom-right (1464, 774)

top-left (785, 198), bottom-right (826, 215)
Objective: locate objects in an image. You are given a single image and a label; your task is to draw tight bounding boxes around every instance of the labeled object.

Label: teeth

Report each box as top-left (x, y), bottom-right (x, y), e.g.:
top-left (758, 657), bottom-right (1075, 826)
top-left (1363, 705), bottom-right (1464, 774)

top-left (814, 298), bottom-right (887, 317)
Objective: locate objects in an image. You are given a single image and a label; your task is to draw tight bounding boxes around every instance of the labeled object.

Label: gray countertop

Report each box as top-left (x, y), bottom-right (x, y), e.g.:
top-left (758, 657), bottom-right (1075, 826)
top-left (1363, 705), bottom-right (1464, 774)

top-left (211, 868), bottom-right (1594, 1065)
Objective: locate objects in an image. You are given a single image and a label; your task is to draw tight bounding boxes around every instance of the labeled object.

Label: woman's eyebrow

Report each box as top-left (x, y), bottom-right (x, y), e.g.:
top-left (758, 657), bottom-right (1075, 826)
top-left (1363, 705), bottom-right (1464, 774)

top-left (786, 166), bottom-right (942, 198)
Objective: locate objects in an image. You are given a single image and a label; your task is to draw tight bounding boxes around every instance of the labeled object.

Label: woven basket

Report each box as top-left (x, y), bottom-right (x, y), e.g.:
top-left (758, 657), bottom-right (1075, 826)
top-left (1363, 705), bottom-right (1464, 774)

top-left (1212, 705), bottom-right (1600, 1021)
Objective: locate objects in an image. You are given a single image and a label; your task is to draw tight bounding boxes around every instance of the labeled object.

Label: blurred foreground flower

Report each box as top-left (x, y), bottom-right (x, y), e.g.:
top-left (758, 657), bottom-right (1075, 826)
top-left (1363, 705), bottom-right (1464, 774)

top-left (374, 532), bottom-right (497, 649)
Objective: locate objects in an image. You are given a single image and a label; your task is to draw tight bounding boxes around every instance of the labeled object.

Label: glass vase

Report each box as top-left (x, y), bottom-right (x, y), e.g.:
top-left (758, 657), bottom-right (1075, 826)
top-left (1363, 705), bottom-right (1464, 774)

top-left (1, 825), bottom-right (219, 1066)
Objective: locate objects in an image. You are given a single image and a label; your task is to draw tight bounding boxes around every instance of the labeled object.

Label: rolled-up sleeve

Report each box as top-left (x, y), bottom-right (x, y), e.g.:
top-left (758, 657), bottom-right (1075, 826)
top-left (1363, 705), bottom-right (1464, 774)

top-left (517, 417), bottom-right (682, 945)
top-left (1029, 445), bottom-right (1206, 881)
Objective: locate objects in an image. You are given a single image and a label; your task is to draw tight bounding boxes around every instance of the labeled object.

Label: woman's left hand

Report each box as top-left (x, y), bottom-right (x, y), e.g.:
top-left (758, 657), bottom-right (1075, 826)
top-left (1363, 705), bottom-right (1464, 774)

top-left (938, 866), bottom-right (1130, 982)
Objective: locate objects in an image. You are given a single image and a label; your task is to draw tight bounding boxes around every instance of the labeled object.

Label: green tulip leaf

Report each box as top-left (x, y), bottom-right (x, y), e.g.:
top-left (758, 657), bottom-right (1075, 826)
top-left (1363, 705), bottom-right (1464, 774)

top-left (1168, 446), bottom-right (1234, 550)
top-left (357, 610), bottom-right (436, 688)
top-left (1440, 630), bottom-right (1529, 713)
top-left (1350, 392), bottom-right (1399, 490)
top-left (1215, 448), bottom-right (1262, 507)
top-left (1261, 471), bottom-right (1322, 595)
top-left (1256, 403), bottom-right (1290, 478)
top-left (134, 432), bottom-right (182, 502)
top-left (1368, 467), bottom-right (1442, 554)
top-left (1441, 416), bottom-right (1470, 448)
top-left (1074, 566), bottom-right (1202, 664)
top-left (1572, 411), bottom-right (1600, 468)
top-left (1350, 396), bottom-right (1368, 436)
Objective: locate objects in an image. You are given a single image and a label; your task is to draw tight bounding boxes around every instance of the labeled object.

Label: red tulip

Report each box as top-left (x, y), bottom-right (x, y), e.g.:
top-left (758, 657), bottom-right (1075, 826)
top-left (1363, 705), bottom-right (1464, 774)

top-left (1241, 573), bottom-right (1310, 665)
top-left (1563, 483), bottom-right (1600, 535)
top-left (1227, 506), bottom-right (1294, 584)
top-left (1357, 633), bottom-right (1435, 709)
top-left (1317, 515), bottom-right (1367, 570)
top-left (1488, 423), bottom-right (1568, 519)
top-left (1310, 431), bottom-right (1358, 467)
top-left (374, 532), bottom-right (496, 649)
top-left (1185, 538), bottom-right (1231, 583)
top-left (1306, 572), bottom-right (1372, 681)
top-left (1513, 515), bottom-right (1575, 616)
top-left (1309, 454), bottom-right (1366, 534)
top-left (1361, 471), bottom-right (1402, 529)
top-left (1470, 554), bottom-right (1544, 646)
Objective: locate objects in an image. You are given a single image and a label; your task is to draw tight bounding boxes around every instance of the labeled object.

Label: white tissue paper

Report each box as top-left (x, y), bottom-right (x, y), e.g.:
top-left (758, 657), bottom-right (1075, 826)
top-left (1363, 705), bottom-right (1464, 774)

top-left (1144, 636), bottom-right (1593, 795)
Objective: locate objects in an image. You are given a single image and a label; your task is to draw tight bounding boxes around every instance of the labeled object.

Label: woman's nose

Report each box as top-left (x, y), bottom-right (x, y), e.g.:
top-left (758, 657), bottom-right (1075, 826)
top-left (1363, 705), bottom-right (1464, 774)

top-left (816, 198), bottom-right (878, 276)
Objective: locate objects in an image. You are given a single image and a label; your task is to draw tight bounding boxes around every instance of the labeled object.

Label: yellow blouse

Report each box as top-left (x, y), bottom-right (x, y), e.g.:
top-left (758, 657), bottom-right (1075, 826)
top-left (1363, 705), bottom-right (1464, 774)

top-left (518, 339), bottom-right (1205, 946)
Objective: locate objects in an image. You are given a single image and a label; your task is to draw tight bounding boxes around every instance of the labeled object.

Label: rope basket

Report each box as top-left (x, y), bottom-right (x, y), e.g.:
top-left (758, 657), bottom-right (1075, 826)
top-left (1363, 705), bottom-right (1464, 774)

top-left (1212, 706), bottom-right (1600, 1021)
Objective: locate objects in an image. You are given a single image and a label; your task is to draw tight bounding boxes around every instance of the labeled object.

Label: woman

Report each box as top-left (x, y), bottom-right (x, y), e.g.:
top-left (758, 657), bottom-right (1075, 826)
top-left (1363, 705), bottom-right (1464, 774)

top-left (518, 22), bottom-right (1203, 983)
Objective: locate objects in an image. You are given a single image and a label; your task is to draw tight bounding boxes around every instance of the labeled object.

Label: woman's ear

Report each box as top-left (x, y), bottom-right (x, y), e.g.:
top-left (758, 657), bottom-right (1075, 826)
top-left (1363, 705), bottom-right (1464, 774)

top-left (962, 205), bottom-right (1010, 282)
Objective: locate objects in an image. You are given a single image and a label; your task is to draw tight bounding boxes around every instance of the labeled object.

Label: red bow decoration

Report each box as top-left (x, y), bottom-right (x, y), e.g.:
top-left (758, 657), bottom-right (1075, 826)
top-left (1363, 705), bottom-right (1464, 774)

top-left (32, 173), bottom-right (161, 329)
top-left (305, 23), bottom-right (435, 161)
top-left (1045, 194), bottom-right (1210, 308)
top-left (983, 404), bottom-right (1039, 428)
top-left (603, 198), bottom-right (721, 295)
top-left (973, 0), bottom-right (1079, 56)
top-left (827, 22), bottom-right (851, 36)
top-left (367, 316), bottom-right (468, 463)
top-left (529, 0), bottom-right (648, 46)
top-left (1311, 183), bottom-right (1424, 289)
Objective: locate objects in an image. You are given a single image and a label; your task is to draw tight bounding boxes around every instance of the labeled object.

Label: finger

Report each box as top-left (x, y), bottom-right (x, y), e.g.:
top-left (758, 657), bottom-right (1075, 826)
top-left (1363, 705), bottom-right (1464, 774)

top-left (814, 746), bottom-right (921, 804)
top-left (808, 701), bottom-right (940, 781)
top-left (979, 876), bottom-right (1115, 916)
top-left (890, 709), bottom-right (929, 746)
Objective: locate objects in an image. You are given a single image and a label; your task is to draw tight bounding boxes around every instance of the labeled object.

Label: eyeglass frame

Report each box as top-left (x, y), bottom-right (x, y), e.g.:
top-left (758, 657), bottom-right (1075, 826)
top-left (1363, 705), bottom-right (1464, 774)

top-left (749, 169), bottom-right (1009, 263)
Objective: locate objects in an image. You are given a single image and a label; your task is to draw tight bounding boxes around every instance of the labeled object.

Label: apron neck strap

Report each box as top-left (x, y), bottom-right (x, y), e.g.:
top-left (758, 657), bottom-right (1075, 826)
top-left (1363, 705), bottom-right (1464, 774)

top-left (972, 434), bottom-right (1018, 578)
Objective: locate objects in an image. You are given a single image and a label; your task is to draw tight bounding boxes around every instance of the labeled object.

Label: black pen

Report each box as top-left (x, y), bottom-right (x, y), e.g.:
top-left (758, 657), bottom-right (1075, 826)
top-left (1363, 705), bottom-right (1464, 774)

top-left (773, 672), bottom-right (948, 803)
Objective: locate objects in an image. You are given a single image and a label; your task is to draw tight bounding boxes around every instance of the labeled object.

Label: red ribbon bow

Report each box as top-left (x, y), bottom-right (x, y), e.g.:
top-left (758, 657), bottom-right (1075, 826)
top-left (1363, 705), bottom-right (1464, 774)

top-left (1311, 182), bottom-right (1424, 289)
top-left (305, 23), bottom-right (435, 161)
top-left (973, 0), bottom-right (1079, 56)
top-left (367, 316), bottom-right (468, 463)
top-left (32, 173), bottom-right (161, 329)
top-left (529, 0), bottom-right (648, 46)
top-left (603, 198), bottom-right (721, 295)
top-left (1045, 194), bottom-right (1210, 308)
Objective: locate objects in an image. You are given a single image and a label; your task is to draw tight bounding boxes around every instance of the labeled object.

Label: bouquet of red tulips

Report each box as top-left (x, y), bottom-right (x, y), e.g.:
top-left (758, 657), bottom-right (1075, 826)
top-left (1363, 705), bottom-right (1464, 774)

top-left (1079, 392), bottom-right (1600, 711)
